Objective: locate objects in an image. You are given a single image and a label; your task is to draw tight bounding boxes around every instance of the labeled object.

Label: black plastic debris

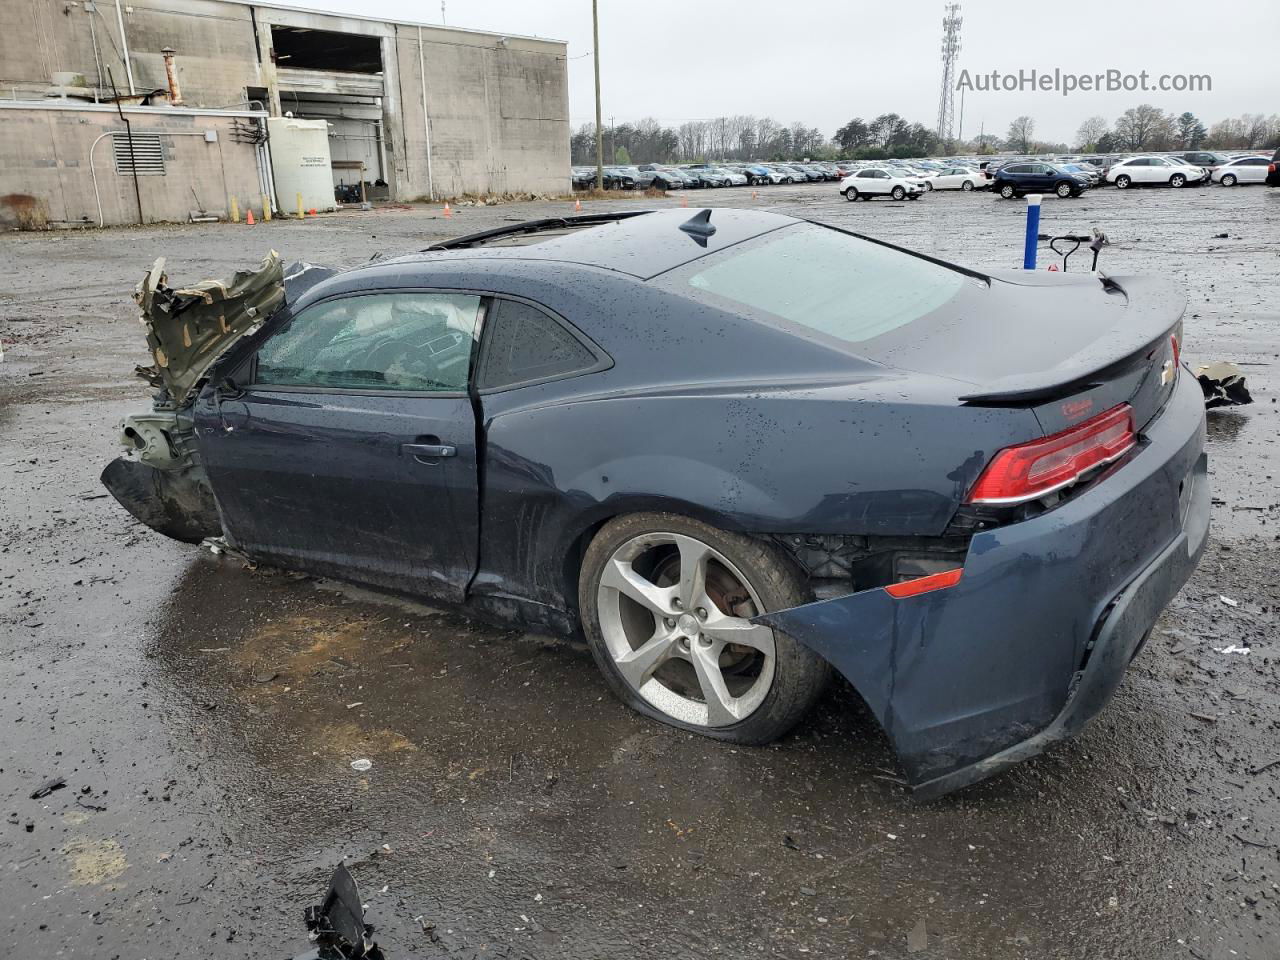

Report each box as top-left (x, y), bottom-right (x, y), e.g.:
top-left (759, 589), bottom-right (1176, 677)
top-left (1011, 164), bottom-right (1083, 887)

top-left (30, 776), bottom-right (67, 799)
top-left (1196, 362), bottom-right (1254, 408)
top-left (291, 863), bottom-right (385, 960)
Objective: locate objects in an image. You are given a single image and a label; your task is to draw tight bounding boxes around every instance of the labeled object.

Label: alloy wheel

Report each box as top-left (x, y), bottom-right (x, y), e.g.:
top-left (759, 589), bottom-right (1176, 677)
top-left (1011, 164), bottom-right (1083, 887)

top-left (596, 532), bottom-right (776, 727)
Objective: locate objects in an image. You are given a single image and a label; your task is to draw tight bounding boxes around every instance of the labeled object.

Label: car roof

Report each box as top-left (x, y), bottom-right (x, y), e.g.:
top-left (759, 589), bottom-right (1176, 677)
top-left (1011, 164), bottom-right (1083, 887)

top-left (388, 208), bottom-right (801, 281)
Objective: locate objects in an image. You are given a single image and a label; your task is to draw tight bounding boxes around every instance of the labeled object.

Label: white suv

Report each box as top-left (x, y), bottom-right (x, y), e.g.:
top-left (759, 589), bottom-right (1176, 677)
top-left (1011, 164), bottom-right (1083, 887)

top-left (840, 167), bottom-right (924, 201)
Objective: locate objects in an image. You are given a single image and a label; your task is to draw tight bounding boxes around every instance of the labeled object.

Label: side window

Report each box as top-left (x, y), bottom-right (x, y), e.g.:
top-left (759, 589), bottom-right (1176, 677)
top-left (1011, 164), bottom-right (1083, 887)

top-left (477, 298), bottom-right (601, 391)
top-left (254, 292), bottom-right (481, 392)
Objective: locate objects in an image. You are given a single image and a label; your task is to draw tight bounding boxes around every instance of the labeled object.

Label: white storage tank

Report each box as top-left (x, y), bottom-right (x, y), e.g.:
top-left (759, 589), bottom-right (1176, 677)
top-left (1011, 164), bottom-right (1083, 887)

top-left (267, 116), bottom-right (335, 213)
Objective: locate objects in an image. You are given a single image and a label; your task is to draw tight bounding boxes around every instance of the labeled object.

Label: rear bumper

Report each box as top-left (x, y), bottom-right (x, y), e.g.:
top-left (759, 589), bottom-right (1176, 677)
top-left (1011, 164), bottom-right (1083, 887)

top-left (759, 367), bottom-right (1209, 797)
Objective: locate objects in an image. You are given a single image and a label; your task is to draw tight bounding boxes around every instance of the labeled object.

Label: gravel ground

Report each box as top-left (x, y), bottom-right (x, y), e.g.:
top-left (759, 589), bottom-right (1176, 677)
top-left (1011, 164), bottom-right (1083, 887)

top-left (2, 183), bottom-right (1278, 959)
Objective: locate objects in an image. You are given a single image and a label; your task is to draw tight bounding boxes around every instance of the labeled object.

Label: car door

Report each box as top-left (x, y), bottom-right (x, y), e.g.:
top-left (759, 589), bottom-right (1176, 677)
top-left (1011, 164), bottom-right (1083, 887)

top-left (1136, 158), bottom-right (1161, 183)
top-left (856, 170), bottom-right (882, 194)
top-left (193, 290), bottom-right (484, 602)
top-left (1240, 157), bottom-right (1268, 182)
top-left (1029, 163), bottom-right (1056, 190)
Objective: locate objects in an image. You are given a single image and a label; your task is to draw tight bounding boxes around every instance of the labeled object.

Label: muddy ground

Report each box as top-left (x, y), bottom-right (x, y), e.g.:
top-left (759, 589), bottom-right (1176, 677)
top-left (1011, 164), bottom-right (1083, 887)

top-left (2, 183), bottom-right (1278, 959)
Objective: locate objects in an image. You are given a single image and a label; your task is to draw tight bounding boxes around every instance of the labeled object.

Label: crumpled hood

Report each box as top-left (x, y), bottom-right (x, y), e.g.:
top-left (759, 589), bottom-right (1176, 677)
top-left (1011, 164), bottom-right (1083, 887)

top-left (134, 251), bottom-right (285, 404)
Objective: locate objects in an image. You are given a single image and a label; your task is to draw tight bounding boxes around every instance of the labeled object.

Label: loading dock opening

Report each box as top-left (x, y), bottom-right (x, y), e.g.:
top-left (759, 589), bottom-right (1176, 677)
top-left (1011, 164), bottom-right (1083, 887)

top-left (269, 26), bottom-right (382, 74)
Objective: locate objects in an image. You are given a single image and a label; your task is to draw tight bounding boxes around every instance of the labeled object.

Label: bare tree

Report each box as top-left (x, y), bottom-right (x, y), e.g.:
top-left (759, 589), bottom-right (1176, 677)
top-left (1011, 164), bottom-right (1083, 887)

top-left (1113, 104), bottom-right (1172, 150)
top-left (1075, 116), bottom-right (1108, 151)
top-left (1006, 116), bottom-right (1035, 153)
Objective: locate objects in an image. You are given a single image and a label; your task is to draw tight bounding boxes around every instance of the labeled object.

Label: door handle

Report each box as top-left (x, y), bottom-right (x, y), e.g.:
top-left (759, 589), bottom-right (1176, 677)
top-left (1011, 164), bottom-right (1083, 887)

top-left (401, 442), bottom-right (456, 462)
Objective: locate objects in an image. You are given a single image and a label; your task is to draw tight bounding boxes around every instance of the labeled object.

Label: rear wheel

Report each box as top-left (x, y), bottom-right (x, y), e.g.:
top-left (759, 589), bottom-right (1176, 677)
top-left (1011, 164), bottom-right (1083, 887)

top-left (1221, 173), bottom-right (1237, 186)
top-left (999, 183), bottom-right (1016, 199)
top-left (844, 186), bottom-right (859, 201)
top-left (1055, 180), bottom-right (1073, 198)
top-left (1170, 173), bottom-right (1186, 187)
top-left (891, 185), bottom-right (906, 200)
top-left (580, 513), bottom-right (830, 744)
top-left (1115, 175), bottom-right (1131, 189)
top-left (961, 180), bottom-right (974, 191)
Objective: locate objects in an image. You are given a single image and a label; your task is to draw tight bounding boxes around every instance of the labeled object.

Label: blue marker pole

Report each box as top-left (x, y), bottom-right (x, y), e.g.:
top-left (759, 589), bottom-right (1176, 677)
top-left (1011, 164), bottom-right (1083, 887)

top-left (1023, 194), bottom-right (1042, 270)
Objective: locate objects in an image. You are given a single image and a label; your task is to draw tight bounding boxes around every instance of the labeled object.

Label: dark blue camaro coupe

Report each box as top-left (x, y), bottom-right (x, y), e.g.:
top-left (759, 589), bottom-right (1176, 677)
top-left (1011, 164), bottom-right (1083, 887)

top-left (104, 208), bottom-right (1208, 798)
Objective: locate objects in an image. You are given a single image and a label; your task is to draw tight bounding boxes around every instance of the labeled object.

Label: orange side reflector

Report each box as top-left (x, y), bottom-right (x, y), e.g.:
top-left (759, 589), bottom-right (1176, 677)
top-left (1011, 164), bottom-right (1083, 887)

top-left (883, 568), bottom-right (963, 599)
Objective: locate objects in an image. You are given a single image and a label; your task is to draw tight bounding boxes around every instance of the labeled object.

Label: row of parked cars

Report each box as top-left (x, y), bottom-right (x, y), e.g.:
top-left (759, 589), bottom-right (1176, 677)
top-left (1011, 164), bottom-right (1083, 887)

top-left (981, 149), bottom-right (1280, 199)
top-left (571, 148), bottom-right (1280, 200)
top-left (570, 161), bottom-right (853, 191)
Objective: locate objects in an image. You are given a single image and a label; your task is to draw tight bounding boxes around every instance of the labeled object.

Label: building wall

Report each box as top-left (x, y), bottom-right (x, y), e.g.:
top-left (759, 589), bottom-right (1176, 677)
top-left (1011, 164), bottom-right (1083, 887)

top-left (1, 0), bottom-right (569, 206)
top-left (0, 104), bottom-right (266, 227)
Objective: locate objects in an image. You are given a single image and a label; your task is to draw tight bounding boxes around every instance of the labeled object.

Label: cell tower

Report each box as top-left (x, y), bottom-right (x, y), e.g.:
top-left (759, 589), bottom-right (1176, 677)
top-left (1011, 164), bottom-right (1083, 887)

top-left (936, 3), bottom-right (962, 143)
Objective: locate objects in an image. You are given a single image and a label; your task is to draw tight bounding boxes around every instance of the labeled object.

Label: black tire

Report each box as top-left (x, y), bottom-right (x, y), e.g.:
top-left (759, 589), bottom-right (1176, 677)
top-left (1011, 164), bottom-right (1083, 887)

top-left (999, 183), bottom-right (1016, 199)
top-left (1115, 175), bottom-right (1131, 189)
top-left (924, 181), bottom-right (934, 191)
top-left (1054, 181), bottom-right (1073, 198)
top-left (579, 512), bottom-right (831, 745)
top-left (1170, 174), bottom-right (1186, 187)
top-left (844, 186), bottom-right (858, 202)
top-left (891, 185), bottom-right (906, 200)
top-left (1221, 174), bottom-right (1237, 186)
top-left (961, 180), bottom-right (974, 191)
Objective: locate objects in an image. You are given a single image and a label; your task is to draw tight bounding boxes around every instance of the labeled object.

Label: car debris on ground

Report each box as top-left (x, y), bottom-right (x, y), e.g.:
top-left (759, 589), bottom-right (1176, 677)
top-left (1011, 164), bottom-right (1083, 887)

top-left (292, 863), bottom-right (385, 960)
top-left (1197, 361), bottom-right (1254, 408)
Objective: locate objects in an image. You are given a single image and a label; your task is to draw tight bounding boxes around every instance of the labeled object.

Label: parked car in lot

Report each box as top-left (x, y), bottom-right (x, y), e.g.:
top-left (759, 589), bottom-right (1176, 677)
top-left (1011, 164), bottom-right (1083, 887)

top-left (603, 166), bottom-right (655, 190)
top-left (993, 162), bottom-right (1091, 199)
top-left (105, 207), bottom-right (1208, 798)
top-left (1059, 163), bottom-right (1101, 187)
top-left (1180, 151), bottom-right (1233, 175)
top-left (714, 166), bottom-right (749, 187)
top-left (1106, 156), bottom-right (1207, 189)
top-left (840, 167), bottom-right (924, 200)
top-left (1270, 148), bottom-right (1280, 187)
top-left (1212, 155), bottom-right (1271, 186)
top-left (669, 168), bottom-right (703, 189)
top-left (647, 168), bottom-right (685, 190)
top-left (739, 163), bottom-right (776, 185)
top-left (571, 166), bottom-right (598, 189)
top-left (924, 166), bottom-right (985, 191)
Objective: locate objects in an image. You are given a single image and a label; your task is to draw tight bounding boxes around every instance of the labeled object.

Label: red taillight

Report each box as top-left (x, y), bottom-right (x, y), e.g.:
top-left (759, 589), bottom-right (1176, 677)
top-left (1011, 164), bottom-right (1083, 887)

top-left (966, 403), bottom-right (1136, 505)
top-left (884, 568), bottom-right (963, 598)
top-left (1170, 333), bottom-right (1180, 368)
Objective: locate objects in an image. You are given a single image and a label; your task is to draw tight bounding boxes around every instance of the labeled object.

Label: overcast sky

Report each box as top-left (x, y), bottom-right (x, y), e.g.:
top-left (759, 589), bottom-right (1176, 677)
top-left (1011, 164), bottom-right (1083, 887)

top-left (287, 0), bottom-right (1276, 145)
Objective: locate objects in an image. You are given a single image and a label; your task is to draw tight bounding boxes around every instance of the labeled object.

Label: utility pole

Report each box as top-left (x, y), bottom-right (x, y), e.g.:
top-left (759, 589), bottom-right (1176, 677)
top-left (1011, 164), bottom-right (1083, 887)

top-left (592, 0), bottom-right (603, 190)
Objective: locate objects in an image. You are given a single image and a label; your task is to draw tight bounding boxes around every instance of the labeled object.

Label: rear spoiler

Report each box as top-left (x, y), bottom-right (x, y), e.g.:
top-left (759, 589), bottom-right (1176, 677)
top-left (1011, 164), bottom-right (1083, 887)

top-left (959, 274), bottom-right (1185, 404)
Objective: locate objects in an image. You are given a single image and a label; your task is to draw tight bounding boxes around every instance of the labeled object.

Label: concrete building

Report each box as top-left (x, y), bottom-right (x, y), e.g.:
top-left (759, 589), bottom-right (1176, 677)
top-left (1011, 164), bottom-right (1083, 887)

top-left (0, 0), bottom-right (570, 227)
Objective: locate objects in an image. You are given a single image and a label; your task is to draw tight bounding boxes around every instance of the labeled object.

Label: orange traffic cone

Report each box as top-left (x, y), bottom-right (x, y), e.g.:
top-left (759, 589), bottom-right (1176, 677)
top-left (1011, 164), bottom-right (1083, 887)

top-left (443, 202), bottom-right (452, 218)
top-left (309, 208), bottom-right (317, 216)
top-left (245, 208), bottom-right (255, 225)
top-left (1047, 263), bottom-right (1059, 271)
top-left (574, 198), bottom-right (582, 213)
top-left (680, 194), bottom-right (688, 208)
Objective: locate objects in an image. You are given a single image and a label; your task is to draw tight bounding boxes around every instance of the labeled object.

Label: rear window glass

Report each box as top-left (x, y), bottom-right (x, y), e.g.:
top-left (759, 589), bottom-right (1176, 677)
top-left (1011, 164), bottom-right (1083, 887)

top-left (683, 224), bottom-right (967, 345)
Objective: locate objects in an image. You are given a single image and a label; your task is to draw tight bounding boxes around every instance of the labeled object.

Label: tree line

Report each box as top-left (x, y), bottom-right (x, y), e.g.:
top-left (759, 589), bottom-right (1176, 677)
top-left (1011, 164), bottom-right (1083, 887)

top-left (1073, 107), bottom-right (1279, 153)
top-left (570, 107), bottom-right (1280, 166)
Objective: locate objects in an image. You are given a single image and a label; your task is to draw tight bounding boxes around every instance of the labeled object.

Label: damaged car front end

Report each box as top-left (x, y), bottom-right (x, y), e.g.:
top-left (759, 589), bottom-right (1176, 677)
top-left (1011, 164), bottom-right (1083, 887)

top-left (102, 253), bottom-right (327, 543)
